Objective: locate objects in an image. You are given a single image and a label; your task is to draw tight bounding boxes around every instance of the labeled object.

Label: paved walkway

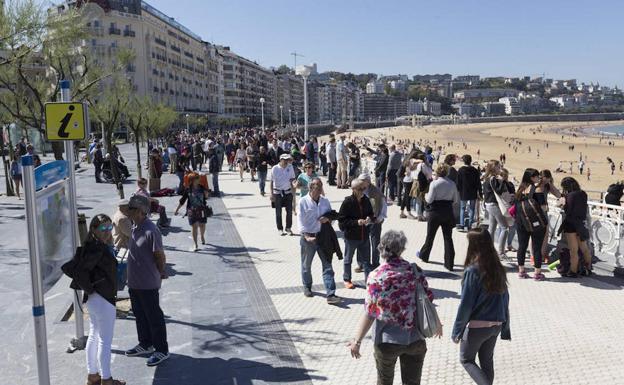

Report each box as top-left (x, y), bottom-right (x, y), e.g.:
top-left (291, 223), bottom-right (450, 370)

top-left (1, 143), bottom-right (624, 384)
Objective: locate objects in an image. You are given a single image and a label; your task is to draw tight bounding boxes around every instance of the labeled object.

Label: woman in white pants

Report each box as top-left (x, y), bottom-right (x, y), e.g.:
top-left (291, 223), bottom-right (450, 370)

top-left (71, 214), bottom-right (125, 385)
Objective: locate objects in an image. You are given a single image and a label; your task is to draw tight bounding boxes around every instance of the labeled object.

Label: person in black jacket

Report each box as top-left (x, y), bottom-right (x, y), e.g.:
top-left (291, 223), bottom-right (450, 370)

top-left (338, 179), bottom-right (375, 289)
top-left (605, 181), bottom-right (624, 206)
top-left (456, 154), bottom-right (483, 231)
top-left (71, 214), bottom-right (126, 385)
top-left (558, 177), bottom-right (593, 277)
top-left (368, 144), bottom-right (389, 194)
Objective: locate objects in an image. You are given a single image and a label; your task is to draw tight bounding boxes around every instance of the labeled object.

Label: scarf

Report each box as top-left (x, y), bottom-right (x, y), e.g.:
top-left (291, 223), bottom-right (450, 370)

top-left (365, 257), bottom-right (433, 329)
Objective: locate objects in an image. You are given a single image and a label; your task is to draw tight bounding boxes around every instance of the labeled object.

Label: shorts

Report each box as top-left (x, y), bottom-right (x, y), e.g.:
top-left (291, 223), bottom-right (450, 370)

top-left (561, 220), bottom-right (590, 241)
top-left (248, 160), bottom-right (257, 171)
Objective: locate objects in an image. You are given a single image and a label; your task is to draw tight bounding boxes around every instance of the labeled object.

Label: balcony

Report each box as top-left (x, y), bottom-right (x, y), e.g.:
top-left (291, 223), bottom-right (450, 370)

top-left (154, 37), bottom-right (166, 47)
top-left (123, 29), bottom-right (136, 37)
top-left (109, 27), bottom-right (121, 35)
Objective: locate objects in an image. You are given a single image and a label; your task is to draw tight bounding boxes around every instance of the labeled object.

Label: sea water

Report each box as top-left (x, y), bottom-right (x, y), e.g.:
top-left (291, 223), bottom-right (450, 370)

top-left (598, 124), bottom-right (624, 135)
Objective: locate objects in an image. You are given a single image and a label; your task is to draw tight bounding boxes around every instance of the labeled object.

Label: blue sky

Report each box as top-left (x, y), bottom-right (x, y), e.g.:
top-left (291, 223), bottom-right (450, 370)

top-left (146, 0), bottom-right (623, 86)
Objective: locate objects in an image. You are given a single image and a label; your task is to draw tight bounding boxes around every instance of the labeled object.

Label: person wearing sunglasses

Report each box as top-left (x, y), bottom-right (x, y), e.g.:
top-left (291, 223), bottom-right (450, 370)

top-left (70, 214), bottom-right (126, 385)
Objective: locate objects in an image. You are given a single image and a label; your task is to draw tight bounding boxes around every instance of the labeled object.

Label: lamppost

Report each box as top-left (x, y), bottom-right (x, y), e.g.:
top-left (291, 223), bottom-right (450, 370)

top-left (296, 65), bottom-right (313, 140)
top-left (260, 97), bottom-right (265, 132)
top-left (279, 105), bottom-right (283, 127)
top-left (288, 108), bottom-right (292, 127)
top-left (185, 113), bottom-right (189, 133)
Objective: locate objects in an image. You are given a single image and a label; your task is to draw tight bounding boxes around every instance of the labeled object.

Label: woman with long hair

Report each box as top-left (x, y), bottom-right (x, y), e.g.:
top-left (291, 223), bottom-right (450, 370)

top-left (515, 168), bottom-right (548, 280)
top-left (534, 169), bottom-right (561, 263)
top-left (452, 227), bottom-right (510, 385)
top-left (558, 177), bottom-right (593, 277)
top-left (72, 214), bottom-right (126, 385)
top-left (174, 173), bottom-right (210, 251)
top-left (482, 160), bottom-right (511, 258)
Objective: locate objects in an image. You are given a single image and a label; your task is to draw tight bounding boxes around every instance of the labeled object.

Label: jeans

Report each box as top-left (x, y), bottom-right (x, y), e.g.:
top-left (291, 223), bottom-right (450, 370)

top-left (414, 197), bottom-right (425, 217)
top-left (175, 171), bottom-right (185, 194)
top-left (369, 222), bottom-right (383, 269)
top-left (401, 182), bottom-right (413, 212)
top-left (460, 326), bottom-right (501, 385)
top-left (376, 174), bottom-right (386, 195)
top-left (374, 340), bottom-right (427, 385)
top-left (94, 162), bottom-right (102, 182)
top-left (516, 225), bottom-right (546, 268)
top-left (419, 209), bottom-right (455, 270)
top-left (320, 157), bottom-right (327, 175)
top-left (327, 162), bottom-right (337, 184)
top-left (343, 238), bottom-right (371, 282)
top-left (86, 293), bottom-right (116, 379)
top-left (300, 237), bottom-right (336, 295)
top-left (486, 203), bottom-right (509, 254)
top-left (129, 288), bottom-right (168, 354)
top-left (169, 153), bottom-right (177, 173)
top-left (387, 169), bottom-right (398, 200)
top-left (211, 172), bottom-right (220, 194)
top-left (460, 200), bottom-right (476, 229)
top-left (258, 170), bottom-right (267, 194)
top-left (273, 193), bottom-right (293, 230)
top-left (497, 223), bottom-right (516, 248)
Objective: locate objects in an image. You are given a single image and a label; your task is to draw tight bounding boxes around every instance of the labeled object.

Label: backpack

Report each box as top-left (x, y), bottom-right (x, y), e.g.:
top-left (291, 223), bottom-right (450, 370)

top-left (516, 186), bottom-right (547, 232)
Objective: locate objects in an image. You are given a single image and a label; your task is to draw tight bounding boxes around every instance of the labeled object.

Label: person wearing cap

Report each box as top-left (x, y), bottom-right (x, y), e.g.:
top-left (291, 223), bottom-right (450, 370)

top-left (336, 135), bottom-right (349, 188)
top-left (338, 179), bottom-right (375, 289)
top-left (271, 153), bottom-right (296, 235)
top-left (112, 199), bottom-right (132, 250)
top-left (124, 195), bottom-right (169, 366)
top-left (358, 173), bottom-right (388, 270)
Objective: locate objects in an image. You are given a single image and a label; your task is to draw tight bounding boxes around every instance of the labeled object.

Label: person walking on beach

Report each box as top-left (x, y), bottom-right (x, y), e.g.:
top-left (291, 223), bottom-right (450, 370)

top-left (578, 159), bottom-right (584, 175)
top-left (452, 227), bottom-right (511, 385)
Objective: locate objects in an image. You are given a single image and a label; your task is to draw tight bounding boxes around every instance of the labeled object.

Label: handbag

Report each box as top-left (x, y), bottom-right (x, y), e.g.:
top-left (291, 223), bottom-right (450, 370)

top-left (411, 264), bottom-right (442, 338)
top-left (490, 178), bottom-right (514, 226)
top-left (203, 205), bottom-right (214, 218)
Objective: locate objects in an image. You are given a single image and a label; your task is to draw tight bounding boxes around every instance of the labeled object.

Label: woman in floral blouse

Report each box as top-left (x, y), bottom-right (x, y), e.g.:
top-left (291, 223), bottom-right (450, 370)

top-left (347, 230), bottom-right (441, 385)
top-left (174, 173), bottom-right (210, 252)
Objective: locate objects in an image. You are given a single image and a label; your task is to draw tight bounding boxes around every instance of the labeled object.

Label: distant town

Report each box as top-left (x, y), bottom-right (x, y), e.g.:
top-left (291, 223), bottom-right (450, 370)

top-left (12, 1), bottom-right (624, 129)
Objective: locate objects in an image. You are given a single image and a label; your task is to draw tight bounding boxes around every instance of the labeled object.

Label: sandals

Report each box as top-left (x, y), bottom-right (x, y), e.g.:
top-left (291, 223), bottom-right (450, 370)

top-left (533, 273), bottom-right (546, 281)
top-left (518, 271), bottom-right (530, 279)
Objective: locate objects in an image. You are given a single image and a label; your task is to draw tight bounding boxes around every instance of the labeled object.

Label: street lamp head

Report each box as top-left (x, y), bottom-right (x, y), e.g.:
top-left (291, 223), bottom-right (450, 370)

top-left (185, 114), bottom-right (189, 117)
top-left (260, 97), bottom-right (265, 103)
top-left (296, 65), bottom-right (313, 78)
top-left (280, 105), bottom-right (283, 109)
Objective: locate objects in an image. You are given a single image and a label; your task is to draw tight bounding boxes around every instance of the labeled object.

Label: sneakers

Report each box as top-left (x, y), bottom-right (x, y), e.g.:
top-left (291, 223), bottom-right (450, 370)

top-left (303, 287), bottom-right (313, 297)
top-left (399, 213), bottom-right (407, 219)
top-left (146, 351), bottom-right (170, 367)
top-left (125, 344), bottom-right (154, 357)
top-left (344, 281), bottom-right (355, 289)
top-left (327, 295), bottom-right (342, 304)
top-left (278, 229), bottom-right (286, 236)
top-left (86, 373), bottom-right (101, 385)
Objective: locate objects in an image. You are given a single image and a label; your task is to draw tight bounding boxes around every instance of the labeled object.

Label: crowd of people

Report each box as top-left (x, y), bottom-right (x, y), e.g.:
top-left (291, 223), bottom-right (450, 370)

top-left (59, 124), bottom-right (614, 385)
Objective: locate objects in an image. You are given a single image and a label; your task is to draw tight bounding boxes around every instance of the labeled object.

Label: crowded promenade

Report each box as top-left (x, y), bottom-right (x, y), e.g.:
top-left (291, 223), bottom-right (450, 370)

top-left (1, 127), bottom-right (624, 385)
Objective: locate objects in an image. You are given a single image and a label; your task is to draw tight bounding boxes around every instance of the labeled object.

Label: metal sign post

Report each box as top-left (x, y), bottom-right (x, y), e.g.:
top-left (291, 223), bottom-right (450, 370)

top-left (58, 80), bottom-right (87, 351)
top-left (22, 155), bottom-right (51, 385)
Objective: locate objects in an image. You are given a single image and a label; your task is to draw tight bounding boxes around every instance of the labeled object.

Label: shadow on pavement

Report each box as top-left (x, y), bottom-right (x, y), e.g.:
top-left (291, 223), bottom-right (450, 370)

top-left (152, 354), bottom-right (324, 385)
top-left (165, 262), bottom-right (192, 277)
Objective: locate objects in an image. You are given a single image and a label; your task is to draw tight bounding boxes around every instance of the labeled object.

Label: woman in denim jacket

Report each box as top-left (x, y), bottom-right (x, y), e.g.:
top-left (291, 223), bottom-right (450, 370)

top-left (452, 227), bottom-right (511, 385)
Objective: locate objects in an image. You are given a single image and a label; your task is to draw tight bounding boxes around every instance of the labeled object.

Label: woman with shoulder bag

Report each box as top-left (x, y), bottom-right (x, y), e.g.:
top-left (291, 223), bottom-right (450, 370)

top-left (174, 173), bottom-right (210, 252)
top-left (482, 160), bottom-right (512, 258)
top-left (514, 168), bottom-right (548, 281)
top-left (72, 214), bottom-right (126, 385)
top-left (452, 227), bottom-right (510, 385)
top-left (534, 170), bottom-right (561, 263)
top-left (347, 230), bottom-right (441, 385)
top-left (558, 177), bottom-right (593, 277)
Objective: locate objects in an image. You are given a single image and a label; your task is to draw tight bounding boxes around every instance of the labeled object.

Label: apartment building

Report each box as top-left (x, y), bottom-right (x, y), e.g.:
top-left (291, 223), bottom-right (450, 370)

top-left (219, 46), bottom-right (276, 124)
top-left (454, 88), bottom-right (519, 101)
top-left (273, 73), bottom-right (304, 126)
top-left (362, 94), bottom-right (406, 121)
top-left (55, 0), bottom-right (224, 116)
top-left (499, 97), bottom-right (521, 115)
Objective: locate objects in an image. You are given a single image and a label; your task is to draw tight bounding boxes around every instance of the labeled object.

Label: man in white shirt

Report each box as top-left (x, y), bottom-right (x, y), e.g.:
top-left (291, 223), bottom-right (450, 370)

top-left (298, 178), bottom-right (341, 304)
top-left (270, 154), bottom-right (296, 235)
top-left (336, 135), bottom-right (348, 188)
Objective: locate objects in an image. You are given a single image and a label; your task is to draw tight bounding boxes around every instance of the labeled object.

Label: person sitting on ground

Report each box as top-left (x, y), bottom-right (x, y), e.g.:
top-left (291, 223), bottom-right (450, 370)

top-left (133, 178), bottom-right (170, 228)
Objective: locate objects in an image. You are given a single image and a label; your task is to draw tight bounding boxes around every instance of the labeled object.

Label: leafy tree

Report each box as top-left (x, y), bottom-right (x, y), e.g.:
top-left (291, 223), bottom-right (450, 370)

top-left (0, 1), bottom-right (129, 160)
top-left (275, 64), bottom-right (292, 75)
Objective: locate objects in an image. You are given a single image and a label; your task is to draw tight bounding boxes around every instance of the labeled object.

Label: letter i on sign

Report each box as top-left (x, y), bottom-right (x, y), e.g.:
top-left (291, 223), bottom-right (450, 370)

top-left (57, 105), bottom-right (75, 138)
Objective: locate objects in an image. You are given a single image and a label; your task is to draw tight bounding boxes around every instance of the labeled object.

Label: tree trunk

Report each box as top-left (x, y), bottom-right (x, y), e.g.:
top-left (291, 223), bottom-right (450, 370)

top-left (134, 131), bottom-right (142, 179)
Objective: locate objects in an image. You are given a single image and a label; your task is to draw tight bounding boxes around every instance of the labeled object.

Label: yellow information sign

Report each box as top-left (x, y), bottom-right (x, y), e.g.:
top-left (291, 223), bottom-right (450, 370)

top-left (44, 102), bottom-right (87, 141)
